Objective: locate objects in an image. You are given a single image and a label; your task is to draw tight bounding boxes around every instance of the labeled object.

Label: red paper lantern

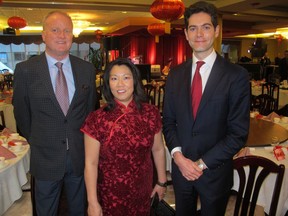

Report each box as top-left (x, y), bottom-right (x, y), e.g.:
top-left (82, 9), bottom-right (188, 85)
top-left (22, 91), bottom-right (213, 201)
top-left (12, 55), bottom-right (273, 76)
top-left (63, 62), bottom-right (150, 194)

top-left (150, 0), bottom-right (185, 23)
top-left (7, 16), bottom-right (27, 29)
top-left (95, 29), bottom-right (103, 42)
top-left (147, 23), bottom-right (165, 43)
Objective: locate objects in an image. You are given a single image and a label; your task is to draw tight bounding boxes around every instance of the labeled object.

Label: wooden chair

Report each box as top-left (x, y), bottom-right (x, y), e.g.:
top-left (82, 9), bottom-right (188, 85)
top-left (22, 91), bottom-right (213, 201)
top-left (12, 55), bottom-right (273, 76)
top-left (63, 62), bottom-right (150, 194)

top-left (233, 155), bottom-right (285, 216)
top-left (0, 110), bottom-right (6, 130)
top-left (143, 83), bottom-right (157, 105)
top-left (261, 82), bottom-right (280, 110)
top-left (3, 74), bottom-right (13, 89)
top-left (156, 84), bottom-right (165, 115)
top-left (251, 94), bottom-right (277, 115)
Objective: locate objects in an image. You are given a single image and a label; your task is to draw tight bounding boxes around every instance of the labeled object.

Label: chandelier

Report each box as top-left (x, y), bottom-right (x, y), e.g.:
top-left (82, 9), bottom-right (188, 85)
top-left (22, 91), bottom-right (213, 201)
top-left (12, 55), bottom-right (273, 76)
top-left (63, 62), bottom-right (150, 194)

top-left (72, 20), bottom-right (90, 37)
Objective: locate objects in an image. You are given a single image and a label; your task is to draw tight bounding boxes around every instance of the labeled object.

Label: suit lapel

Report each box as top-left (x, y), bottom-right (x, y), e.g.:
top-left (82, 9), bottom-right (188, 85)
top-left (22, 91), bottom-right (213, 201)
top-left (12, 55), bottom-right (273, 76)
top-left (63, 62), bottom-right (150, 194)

top-left (198, 54), bottom-right (225, 115)
top-left (182, 59), bottom-right (194, 120)
top-left (37, 54), bottom-right (62, 111)
top-left (69, 55), bottom-right (81, 110)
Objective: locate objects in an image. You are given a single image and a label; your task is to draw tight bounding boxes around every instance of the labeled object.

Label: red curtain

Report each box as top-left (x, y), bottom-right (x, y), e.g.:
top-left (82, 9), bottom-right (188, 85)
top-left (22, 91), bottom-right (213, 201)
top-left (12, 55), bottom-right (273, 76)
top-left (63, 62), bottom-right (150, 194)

top-left (120, 31), bottom-right (192, 69)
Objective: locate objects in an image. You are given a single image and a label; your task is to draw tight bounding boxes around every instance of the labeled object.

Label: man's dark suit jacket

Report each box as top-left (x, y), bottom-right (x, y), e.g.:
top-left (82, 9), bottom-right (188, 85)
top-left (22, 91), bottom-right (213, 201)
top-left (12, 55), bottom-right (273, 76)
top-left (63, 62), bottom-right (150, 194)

top-left (12, 53), bottom-right (96, 180)
top-left (279, 57), bottom-right (288, 81)
top-left (163, 54), bottom-right (250, 200)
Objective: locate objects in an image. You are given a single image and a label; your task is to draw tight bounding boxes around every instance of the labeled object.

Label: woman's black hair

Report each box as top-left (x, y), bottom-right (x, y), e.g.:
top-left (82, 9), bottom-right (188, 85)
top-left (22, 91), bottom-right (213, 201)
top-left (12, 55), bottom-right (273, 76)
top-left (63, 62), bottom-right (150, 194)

top-left (102, 57), bottom-right (147, 111)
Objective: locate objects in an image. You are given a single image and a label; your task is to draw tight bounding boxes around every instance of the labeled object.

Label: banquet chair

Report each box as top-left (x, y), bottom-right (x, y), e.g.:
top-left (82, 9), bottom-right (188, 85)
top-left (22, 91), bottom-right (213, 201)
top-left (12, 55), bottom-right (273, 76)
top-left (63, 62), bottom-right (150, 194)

top-left (251, 94), bottom-right (277, 115)
top-left (30, 176), bottom-right (37, 216)
top-left (233, 155), bottom-right (285, 216)
top-left (144, 83), bottom-right (157, 105)
top-left (261, 82), bottom-right (280, 110)
top-left (156, 84), bottom-right (165, 115)
top-left (0, 81), bottom-right (5, 91)
top-left (3, 74), bottom-right (13, 89)
top-left (0, 110), bottom-right (6, 130)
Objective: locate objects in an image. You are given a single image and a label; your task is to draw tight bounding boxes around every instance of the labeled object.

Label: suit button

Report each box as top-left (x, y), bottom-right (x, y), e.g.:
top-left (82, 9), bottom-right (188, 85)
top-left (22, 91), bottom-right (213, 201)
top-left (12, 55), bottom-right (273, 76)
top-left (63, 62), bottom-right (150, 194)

top-left (64, 119), bottom-right (68, 123)
top-left (62, 140), bottom-right (66, 144)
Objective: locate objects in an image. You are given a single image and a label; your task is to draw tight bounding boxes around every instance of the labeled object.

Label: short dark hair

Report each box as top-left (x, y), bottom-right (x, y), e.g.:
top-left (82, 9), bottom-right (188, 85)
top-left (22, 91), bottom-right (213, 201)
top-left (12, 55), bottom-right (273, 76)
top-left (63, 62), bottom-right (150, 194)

top-left (102, 58), bottom-right (147, 111)
top-left (184, 1), bottom-right (218, 30)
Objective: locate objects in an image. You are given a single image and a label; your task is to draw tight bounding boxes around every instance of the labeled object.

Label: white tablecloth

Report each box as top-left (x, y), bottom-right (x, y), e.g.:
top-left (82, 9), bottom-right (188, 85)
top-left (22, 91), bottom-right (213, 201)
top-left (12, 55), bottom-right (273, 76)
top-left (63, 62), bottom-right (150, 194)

top-left (0, 145), bottom-right (30, 215)
top-left (0, 103), bottom-right (17, 133)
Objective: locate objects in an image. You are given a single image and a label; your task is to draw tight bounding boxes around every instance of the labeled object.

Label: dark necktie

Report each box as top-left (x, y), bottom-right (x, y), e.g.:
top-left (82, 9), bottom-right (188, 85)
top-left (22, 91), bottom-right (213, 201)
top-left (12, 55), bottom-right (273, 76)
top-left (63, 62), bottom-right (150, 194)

top-left (55, 62), bottom-right (69, 115)
top-left (191, 61), bottom-right (205, 118)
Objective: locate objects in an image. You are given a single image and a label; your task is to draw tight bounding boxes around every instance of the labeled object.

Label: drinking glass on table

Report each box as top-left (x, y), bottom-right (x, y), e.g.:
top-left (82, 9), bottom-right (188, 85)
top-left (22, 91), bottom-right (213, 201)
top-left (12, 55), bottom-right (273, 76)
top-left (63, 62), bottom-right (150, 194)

top-left (271, 136), bottom-right (279, 148)
top-left (253, 108), bottom-right (259, 115)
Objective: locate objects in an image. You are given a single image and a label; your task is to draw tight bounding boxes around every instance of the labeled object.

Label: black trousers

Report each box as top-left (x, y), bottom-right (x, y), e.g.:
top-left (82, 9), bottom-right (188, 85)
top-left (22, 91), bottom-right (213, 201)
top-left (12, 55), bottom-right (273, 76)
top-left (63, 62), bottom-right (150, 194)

top-left (33, 152), bottom-right (86, 216)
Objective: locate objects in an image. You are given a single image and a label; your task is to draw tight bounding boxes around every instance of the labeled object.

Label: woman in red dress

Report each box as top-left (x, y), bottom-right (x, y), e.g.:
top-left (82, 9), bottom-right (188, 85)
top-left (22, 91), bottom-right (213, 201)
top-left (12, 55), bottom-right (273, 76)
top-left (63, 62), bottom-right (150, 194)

top-left (81, 58), bottom-right (167, 216)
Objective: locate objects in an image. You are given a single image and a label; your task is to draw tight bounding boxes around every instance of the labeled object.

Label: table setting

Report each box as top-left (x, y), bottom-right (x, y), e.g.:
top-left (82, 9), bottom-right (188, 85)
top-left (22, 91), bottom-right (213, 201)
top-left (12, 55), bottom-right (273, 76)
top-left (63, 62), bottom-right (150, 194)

top-left (0, 128), bottom-right (30, 215)
top-left (233, 111), bottom-right (288, 215)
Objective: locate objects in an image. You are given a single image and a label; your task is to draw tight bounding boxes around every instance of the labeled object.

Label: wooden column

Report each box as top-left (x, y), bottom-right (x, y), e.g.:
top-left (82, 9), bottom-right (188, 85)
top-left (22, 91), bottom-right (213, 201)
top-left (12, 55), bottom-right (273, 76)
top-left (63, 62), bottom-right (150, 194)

top-left (214, 14), bottom-right (222, 53)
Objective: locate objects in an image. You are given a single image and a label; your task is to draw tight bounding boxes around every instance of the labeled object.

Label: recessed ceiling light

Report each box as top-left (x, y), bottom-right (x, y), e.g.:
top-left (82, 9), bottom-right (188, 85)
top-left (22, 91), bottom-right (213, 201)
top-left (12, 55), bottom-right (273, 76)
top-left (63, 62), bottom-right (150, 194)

top-left (122, 11), bottom-right (127, 14)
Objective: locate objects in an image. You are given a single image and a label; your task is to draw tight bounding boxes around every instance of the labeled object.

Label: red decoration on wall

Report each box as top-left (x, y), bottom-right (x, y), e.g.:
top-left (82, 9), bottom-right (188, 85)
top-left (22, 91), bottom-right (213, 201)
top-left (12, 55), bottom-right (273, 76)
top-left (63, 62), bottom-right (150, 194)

top-left (150, 0), bottom-right (185, 22)
top-left (95, 29), bottom-right (103, 42)
top-left (147, 23), bottom-right (165, 43)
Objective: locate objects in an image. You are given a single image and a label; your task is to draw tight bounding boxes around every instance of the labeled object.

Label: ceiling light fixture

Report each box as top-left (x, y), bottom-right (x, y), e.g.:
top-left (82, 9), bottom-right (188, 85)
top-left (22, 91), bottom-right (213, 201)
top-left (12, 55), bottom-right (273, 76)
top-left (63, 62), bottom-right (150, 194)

top-left (72, 20), bottom-right (90, 37)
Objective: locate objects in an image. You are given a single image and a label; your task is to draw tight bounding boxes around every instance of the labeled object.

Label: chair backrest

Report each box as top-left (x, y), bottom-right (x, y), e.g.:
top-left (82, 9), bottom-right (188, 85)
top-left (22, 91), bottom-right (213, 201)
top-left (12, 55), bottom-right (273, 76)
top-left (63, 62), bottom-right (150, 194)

top-left (252, 94), bottom-right (277, 115)
top-left (143, 83), bottom-right (157, 105)
top-left (156, 84), bottom-right (165, 115)
top-left (233, 155), bottom-right (285, 216)
top-left (261, 82), bottom-right (279, 109)
top-left (0, 110), bottom-right (5, 129)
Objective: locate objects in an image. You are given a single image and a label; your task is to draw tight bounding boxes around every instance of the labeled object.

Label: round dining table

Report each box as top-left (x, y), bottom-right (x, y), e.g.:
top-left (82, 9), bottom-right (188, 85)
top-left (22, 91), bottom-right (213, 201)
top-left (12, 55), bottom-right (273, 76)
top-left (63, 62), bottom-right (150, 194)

top-left (0, 144), bottom-right (30, 215)
top-left (246, 117), bottom-right (288, 147)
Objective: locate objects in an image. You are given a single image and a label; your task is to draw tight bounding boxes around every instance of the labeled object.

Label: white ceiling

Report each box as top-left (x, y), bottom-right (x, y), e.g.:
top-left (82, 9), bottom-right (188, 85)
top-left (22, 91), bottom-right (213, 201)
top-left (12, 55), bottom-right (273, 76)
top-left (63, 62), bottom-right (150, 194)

top-left (0, 0), bottom-right (288, 38)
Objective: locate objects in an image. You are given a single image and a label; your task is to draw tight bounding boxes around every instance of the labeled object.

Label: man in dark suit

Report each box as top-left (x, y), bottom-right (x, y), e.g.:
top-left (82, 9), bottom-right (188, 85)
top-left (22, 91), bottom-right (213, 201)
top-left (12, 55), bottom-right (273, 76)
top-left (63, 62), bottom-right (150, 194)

top-left (12, 11), bottom-right (96, 215)
top-left (162, 2), bottom-right (250, 216)
top-left (279, 50), bottom-right (288, 81)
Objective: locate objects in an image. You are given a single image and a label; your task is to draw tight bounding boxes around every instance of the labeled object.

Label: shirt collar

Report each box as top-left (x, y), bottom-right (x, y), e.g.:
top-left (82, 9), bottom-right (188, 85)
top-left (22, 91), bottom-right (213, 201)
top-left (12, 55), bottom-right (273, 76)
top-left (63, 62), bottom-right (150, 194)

top-left (45, 52), bottom-right (70, 67)
top-left (192, 50), bottom-right (217, 68)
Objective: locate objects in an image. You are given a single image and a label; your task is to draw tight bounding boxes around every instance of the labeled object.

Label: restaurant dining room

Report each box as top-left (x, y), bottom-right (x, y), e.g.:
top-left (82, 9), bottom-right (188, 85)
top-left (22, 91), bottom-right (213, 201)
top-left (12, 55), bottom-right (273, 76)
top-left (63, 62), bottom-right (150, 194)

top-left (1, 0), bottom-right (288, 215)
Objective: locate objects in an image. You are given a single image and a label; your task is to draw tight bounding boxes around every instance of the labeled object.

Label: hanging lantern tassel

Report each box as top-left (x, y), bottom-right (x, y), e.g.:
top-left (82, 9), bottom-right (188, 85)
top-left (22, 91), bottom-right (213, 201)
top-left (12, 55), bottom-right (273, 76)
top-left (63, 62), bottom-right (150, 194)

top-left (7, 16), bottom-right (27, 36)
top-left (95, 29), bottom-right (103, 43)
top-left (277, 34), bottom-right (283, 46)
top-left (147, 23), bottom-right (165, 43)
top-left (165, 22), bottom-right (171, 34)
